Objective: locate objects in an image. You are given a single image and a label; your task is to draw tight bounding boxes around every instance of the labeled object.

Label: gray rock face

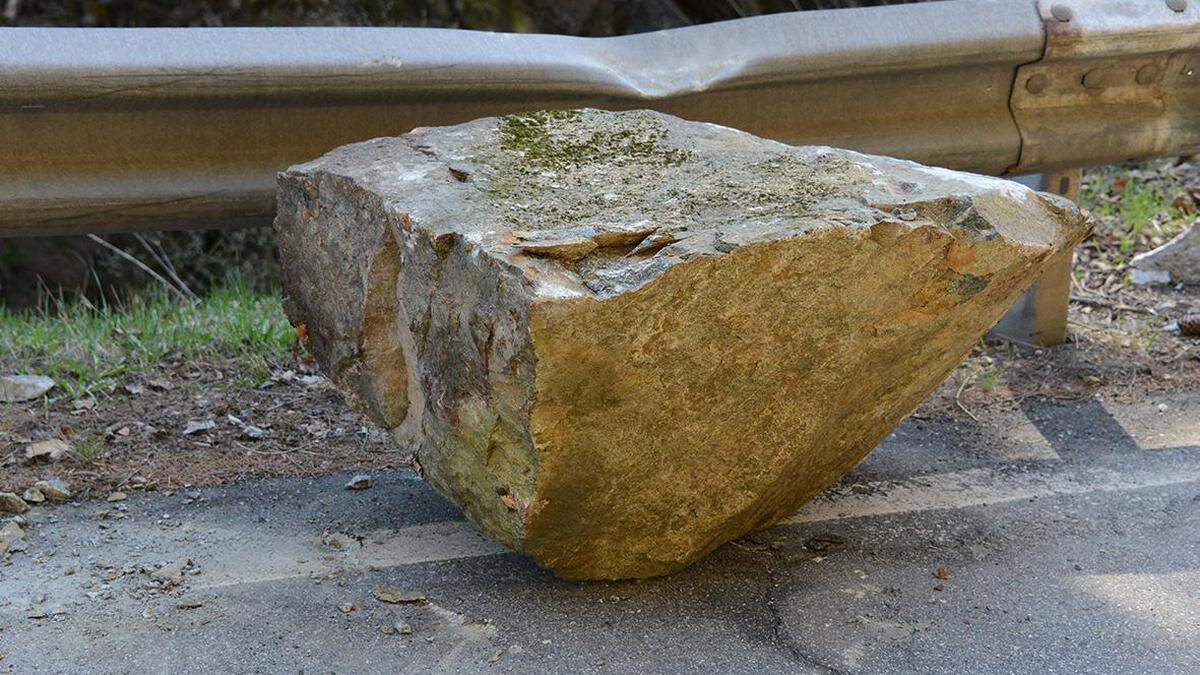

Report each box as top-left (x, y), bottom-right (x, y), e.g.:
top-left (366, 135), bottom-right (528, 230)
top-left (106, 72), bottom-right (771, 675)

top-left (0, 375), bottom-right (55, 403)
top-left (275, 109), bottom-right (1091, 579)
top-left (0, 492), bottom-right (29, 515)
top-left (1132, 223), bottom-right (1199, 285)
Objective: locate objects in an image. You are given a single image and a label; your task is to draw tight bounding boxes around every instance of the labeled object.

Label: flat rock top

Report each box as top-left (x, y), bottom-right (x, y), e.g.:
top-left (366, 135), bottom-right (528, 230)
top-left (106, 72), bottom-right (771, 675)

top-left (289, 108), bottom-right (1068, 299)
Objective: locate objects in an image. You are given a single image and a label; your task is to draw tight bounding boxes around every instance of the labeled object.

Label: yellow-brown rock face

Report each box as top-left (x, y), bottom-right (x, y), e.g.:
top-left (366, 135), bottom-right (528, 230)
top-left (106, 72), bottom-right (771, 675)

top-left (275, 109), bottom-right (1092, 579)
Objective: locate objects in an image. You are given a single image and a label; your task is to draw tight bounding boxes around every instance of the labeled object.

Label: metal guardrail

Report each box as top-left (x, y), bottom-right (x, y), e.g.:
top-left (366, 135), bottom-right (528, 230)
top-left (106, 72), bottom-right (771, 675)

top-left (0, 0), bottom-right (1197, 237)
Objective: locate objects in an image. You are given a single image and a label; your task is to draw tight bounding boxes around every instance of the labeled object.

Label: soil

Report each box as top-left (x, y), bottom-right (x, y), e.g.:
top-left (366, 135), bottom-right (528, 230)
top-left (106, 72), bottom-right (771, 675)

top-left (0, 354), bottom-right (400, 499)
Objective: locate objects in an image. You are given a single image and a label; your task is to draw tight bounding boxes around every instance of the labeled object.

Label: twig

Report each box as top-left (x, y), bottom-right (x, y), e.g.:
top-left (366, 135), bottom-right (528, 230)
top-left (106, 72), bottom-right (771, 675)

top-left (86, 234), bottom-right (195, 304)
top-left (133, 233), bottom-right (198, 301)
top-left (955, 374), bottom-right (981, 423)
top-left (1070, 294), bottom-right (1152, 315)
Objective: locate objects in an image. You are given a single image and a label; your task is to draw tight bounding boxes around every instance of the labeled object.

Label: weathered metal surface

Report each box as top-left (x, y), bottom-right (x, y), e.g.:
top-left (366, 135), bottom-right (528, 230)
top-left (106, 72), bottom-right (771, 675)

top-left (2, 0), bottom-right (1197, 237)
top-left (0, 1), bottom-right (1043, 236)
top-left (1009, 0), bottom-right (1200, 173)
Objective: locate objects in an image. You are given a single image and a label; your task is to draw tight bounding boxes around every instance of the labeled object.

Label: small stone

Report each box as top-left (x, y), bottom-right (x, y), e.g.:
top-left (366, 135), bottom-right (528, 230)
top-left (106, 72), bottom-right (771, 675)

top-left (0, 375), bottom-right (55, 402)
top-left (339, 602), bottom-right (356, 613)
top-left (22, 487), bottom-right (45, 504)
top-left (241, 425), bottom-right (266, 440)
top-left (33, 479), bottom-right (72, 502)
top-left (182, 419), bottom-right (215, 436)
top-left (175, 599), bottom-right (204, 610)
top-left (0, 492), bottom-right (29, 514)
top-left (395, 620), bottom-right (413, 635)
top-left (0, 520), bottom-right (24, 555)
top-left (149, 559), bottom-right (189, 588)
top-left (24, 439), bottom-right (70, 464)
top-left (372, 587), bottom-right (426, 604)
top-left (345, 475), bottom-right (373, 491)
top-left (1157, 403), bottom-right (1170, 413)
top-left (106, 492), bottom-right (127, 503)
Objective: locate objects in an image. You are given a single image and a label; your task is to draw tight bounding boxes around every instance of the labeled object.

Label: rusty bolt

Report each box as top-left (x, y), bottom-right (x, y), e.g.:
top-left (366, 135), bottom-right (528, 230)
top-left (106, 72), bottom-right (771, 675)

top-left (1167, 0), bottom-right (1187, 12)
top-left (1050, 4), bottom-right (1073, 21)
top-left (1025, 74), bottom-right (1049, 94)
top-left (1136, 64), bottom-right (1162, 85)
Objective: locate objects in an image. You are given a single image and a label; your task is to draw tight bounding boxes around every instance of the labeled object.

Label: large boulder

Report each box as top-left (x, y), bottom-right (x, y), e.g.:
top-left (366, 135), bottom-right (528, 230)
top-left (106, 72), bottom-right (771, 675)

top-left (275, 109), bottom-right (1092, 579)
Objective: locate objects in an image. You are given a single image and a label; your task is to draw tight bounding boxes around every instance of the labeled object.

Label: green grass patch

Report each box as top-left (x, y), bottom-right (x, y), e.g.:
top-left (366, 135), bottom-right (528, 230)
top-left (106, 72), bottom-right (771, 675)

top-left (1081, 172), bottom-right (1193, 260)
top-left (71, 431), bottom-right (107, 465)
top-left (0, 278), bottom-right (294, 399)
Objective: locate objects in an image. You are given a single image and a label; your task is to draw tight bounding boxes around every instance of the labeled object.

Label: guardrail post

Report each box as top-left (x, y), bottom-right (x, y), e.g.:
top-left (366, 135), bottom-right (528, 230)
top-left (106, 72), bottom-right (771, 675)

top-left (990, 168), bottom-right (1081, 347)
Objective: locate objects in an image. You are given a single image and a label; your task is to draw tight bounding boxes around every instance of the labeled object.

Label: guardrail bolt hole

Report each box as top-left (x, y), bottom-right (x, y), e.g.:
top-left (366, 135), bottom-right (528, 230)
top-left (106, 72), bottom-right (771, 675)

top-left (1136, 65), bottom-right (1162, 85)
top-left (1025, 74), bottom-right (1049, 94)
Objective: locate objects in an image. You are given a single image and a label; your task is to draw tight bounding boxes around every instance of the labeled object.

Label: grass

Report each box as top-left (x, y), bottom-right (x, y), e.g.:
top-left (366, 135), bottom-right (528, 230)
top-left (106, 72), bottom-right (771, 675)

top-left (0, 277), bottom-right (295, 398)
top-left (71, 431), bottom-right (106, 465)
top-left (1080, 173), bottom-right (1193, 262)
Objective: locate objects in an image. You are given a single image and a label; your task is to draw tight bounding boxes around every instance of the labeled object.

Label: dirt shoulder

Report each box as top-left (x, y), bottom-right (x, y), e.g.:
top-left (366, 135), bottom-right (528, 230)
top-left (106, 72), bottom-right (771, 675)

top-left (1, 356), bottom-right (399, 498)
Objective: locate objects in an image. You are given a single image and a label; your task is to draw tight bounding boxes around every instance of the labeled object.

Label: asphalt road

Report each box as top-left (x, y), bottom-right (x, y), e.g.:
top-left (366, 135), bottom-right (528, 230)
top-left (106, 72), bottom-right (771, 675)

top-left (2, 391), bottom-right (1198, 674)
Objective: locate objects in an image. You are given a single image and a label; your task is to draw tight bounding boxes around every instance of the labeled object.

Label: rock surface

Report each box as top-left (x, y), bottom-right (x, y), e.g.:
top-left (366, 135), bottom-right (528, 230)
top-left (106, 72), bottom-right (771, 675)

top-left (0, 375), bottom-right (55, 403)
top-left (1131, 223), bottom-right (1199, 285)
top-left (0, 492), bottom-right (29, 514)
top-left (275, 109), bottom-right (1092, 579)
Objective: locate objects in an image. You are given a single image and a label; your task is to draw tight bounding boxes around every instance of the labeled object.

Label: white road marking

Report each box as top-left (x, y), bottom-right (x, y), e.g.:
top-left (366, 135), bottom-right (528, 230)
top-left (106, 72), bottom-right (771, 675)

top-left (788, 464), bottom-right (1200, 524)
top-left (188, 462), bottom-right (1200, 589)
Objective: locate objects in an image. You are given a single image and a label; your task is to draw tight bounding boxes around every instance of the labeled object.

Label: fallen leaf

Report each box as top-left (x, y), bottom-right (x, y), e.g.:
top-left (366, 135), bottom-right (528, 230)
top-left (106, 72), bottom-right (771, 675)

top-left (933, 566), bottom-right (950, 581)
top-left (147, 378), bottom-right (174, 391)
